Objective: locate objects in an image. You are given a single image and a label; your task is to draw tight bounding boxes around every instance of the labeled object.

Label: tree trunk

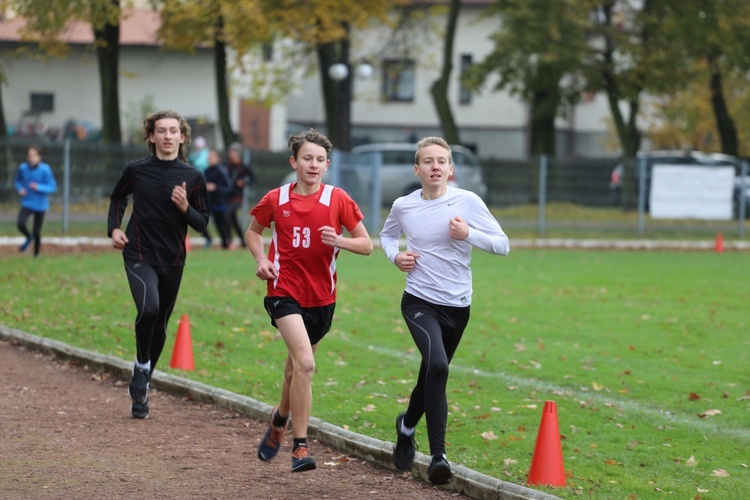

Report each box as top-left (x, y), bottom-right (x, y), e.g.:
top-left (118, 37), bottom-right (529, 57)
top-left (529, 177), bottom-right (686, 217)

top-left (0, 76), bottom-right (10, 189)
top-left (214, 15), bottom-right (238, 148)
top-left (599, 2), bottom-right (641, 210)
top-left (430, 0), bottom-right (460, 145)
top-left (707, 55), bottom-right (739, 157)
top-left (317, 32), bottom-right (352, 151)
top-left (0, 77), bottom-right (7, 139)
top-left (529, 102), bottom-right (555, 157)
top-left (94, 16), bottom-right (121, 144)
top-left (528, 75), bottom-right (560, 157)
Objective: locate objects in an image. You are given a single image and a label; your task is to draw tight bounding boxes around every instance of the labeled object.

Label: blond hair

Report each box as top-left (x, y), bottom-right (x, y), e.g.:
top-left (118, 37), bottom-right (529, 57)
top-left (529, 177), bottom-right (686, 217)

top-left (415, 136), bottom-right (452, 164)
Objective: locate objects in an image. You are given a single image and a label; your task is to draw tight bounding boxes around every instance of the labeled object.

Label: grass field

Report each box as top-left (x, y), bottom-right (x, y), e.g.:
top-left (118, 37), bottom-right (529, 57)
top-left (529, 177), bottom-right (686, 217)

top-left (1, 199), bottom-right (748, 241)
top-left (1, 244), bottom-right (748, 498)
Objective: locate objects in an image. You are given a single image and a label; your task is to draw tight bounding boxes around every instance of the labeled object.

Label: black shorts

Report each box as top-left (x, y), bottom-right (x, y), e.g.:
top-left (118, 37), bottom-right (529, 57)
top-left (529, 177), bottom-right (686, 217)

top-left (263, 296), bottom-right (335, 345)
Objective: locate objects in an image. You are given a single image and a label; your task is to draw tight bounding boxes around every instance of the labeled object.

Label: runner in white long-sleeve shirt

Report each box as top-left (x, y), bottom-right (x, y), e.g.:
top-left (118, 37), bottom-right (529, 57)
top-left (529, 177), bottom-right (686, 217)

top-left (379, 136), bottom-right (510, 485)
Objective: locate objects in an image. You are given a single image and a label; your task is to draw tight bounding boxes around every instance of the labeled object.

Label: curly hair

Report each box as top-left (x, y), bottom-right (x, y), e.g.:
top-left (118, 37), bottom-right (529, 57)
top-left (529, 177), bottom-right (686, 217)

top-left (287, 128), bottom-right (332, 159)
top-left (142, 110), bottom-right (192, 162)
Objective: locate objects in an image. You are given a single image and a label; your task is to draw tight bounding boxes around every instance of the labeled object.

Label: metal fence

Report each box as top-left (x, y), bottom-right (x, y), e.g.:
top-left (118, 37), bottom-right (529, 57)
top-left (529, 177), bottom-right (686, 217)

top-left (1, 138), bottom-right (746, 239)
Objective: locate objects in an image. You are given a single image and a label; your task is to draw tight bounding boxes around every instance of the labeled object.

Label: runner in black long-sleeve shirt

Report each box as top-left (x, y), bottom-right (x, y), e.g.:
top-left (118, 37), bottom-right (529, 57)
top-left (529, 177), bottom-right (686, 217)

top-left (107, 109), bottom-right (209, 419)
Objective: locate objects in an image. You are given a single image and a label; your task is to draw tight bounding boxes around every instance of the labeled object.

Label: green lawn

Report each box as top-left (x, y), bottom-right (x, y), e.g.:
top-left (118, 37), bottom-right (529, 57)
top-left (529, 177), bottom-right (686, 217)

top-left (1, 200), bottom-right (748, 241)
top-left (1, 245), bottom-right (749, 498)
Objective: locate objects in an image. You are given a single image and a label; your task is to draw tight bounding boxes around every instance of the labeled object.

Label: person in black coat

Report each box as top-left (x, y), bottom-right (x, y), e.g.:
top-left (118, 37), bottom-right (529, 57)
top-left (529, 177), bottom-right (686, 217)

top-left (107, 109), bottom-right (210, 419)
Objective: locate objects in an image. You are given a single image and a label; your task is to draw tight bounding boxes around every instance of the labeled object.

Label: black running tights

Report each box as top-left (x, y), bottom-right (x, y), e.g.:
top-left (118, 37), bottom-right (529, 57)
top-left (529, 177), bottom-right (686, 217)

top-left (17, 208), bottom-right (45, 256)
top-left (400, 292), bottom-right (470, 456)
top-left (124, 261), bottom-right (184, 374)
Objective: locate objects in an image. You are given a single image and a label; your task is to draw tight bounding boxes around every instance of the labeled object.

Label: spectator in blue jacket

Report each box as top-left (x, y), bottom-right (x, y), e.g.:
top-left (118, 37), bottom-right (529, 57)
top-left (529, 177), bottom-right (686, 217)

top-left (14, 145), bottom-right (57, 257)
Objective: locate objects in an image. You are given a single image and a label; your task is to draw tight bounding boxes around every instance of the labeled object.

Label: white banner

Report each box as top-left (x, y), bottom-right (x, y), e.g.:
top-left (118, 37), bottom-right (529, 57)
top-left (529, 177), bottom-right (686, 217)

top-left (650, 165), bottom-right (735, 220)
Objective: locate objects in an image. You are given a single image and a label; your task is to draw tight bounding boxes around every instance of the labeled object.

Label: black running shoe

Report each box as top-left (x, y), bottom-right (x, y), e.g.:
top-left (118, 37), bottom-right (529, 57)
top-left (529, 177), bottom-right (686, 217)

top-left (291, 445), bottom-right (316, 472)
top-left (393, 412), bottom-right (416, 471)
top-left (257, 407), bottom-right (286, 461)
top-left (427, 455), bottom-right (452, 485)
top-left (19, 236), bottom-right (33, 252)
top-left (128, 365), bottom-right (150, 405)
top-left (131, 400), bottom-right (149, 419)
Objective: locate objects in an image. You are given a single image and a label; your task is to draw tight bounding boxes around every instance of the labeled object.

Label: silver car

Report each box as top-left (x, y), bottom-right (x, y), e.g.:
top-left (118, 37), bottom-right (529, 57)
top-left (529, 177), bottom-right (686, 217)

top-left (283, 142), bottom-right (488, 205)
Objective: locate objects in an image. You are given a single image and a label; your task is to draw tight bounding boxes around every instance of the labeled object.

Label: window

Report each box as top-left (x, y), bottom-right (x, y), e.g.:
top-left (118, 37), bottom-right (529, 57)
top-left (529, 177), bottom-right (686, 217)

top-left (261, 43), bottom-right (273, 62)
top-left (382, 59), bottom-right (415, 102)
top-left (459, 54), bottom-right (472, 104)
top-left (30, 93), bottom-right (54, 112)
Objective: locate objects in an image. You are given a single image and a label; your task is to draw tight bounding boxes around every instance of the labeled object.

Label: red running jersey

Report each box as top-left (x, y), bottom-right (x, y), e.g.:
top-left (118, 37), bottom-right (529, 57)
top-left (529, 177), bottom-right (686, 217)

top-left (250, 183), bottom-right (365, 307)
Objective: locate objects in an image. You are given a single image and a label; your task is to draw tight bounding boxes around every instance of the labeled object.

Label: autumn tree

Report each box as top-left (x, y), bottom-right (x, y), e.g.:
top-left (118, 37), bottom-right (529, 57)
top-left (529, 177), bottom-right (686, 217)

top-left (464, 0), bottom-right (589, 157)
top-left (656, 0), bottom-right (750, 158)
top-left (156, 0), bottom-right (272, 148)
top-left (429, 0), bottom-right (460, 145)
top-left (580, 0), bottom-right (692, 209)
top-left (10, 0), bottom-right (122, 143)
top-left (263, 0), bottom-right (401, 151)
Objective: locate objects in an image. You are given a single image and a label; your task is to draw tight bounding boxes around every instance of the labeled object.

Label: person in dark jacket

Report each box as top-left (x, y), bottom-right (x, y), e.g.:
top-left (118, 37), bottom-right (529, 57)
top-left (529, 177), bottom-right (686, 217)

top-left (204, 149), bottom-right (233, 249)
top-left (14, 145), bottom-right (57, 257)
top-left (107, 109), bottom-right (210, 419)
top-left (226, 142), bottom-right (255, 248)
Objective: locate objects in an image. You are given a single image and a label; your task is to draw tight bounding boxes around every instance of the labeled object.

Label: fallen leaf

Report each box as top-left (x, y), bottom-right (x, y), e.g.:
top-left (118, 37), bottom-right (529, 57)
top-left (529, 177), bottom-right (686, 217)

top-left (711, 469), bottom-right (729, 477)
top-left (697, 488), bottom-right (709, 493)
top-left (503, 458), bottom-right (518, 466)
top-left (689, 392), bottom-right (701, 401)
top-left (686, 456), bottom-right (698, 467)
top-left (697, 409), bottom-right (722, 418)
top-left (592, 382), bottom-right (605, 391)
top-left (481, 430), bottom-right (498, 441)
top-left (603, 459), bottom-right (618, 465)
top-left (362, 404), bottom-right (376, 412)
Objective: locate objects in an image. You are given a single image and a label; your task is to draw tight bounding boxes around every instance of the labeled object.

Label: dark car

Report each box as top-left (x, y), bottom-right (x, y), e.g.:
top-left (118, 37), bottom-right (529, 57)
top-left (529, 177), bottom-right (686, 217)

top-left (610, 150), bottom-right (745, 215)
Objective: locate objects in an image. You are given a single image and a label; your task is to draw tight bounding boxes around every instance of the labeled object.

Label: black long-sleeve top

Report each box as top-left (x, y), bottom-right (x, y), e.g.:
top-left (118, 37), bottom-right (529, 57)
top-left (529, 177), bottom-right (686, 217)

top-left (107, 155), bottom-right (210, 266)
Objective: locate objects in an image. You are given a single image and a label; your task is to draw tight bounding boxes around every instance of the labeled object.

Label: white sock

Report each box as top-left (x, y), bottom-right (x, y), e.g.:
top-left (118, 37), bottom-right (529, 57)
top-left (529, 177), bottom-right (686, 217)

top-left (135, 359), bottom-right (151, 372)
top-left (400, 421), bottom-right (415, 436)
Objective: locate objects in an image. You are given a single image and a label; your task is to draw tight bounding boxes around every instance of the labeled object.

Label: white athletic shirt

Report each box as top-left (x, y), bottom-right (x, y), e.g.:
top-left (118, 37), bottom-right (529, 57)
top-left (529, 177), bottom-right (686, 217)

top-left (380, 186), bottom-right (510, 307)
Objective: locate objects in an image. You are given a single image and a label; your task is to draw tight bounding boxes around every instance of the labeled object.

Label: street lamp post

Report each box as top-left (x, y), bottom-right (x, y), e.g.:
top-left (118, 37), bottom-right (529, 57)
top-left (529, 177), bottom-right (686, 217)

top-left (327, 61), bottom-right (374, 151)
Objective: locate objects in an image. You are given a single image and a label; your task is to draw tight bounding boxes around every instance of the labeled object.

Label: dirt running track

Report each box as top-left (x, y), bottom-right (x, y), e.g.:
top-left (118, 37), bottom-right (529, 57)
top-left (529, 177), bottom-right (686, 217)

top-left (0, 340), bottom-right (464, 499)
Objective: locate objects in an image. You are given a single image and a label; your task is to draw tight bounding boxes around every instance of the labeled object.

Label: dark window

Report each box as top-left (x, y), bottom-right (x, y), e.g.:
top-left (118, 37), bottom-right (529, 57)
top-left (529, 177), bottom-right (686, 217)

top-left (30, 93), bottom-right (54, 112)
top-left (382, 60), bottom-right (415, 102)
top-left (459, 54), bottom-right (472, 104)
top-left (262, 43), bottom-right (273, 62)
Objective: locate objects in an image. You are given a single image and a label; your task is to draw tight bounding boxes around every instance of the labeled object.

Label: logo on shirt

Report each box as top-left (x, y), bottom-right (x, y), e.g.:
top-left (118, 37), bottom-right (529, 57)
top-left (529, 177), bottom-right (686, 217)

top-left (413, 312), bottom-right (423, 319)
top-left (460, 296), bottom-right (468, 305)
top-left (273, 300), bottom-right (280, 308)
top-left (447, 201), bottom-right (458, 206)
top-left (282, 210), bottom-right (291, 218)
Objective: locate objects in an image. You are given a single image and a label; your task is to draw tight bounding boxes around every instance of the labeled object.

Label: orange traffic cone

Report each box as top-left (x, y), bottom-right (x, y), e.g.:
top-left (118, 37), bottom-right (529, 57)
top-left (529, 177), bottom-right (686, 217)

top-left (169, 314), bottom-right (195, 371)
top-left (185, 236), bottom-right (192, 253)
top-left (714, 232), bottom-right (724, 253)
top-left (527, 400), bottom-right (566, 487)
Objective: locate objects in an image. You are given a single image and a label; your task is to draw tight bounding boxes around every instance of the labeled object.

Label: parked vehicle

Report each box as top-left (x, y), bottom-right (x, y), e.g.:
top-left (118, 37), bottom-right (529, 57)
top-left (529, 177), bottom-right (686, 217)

top-left (282, 142), bottom-right (488, 205)
top-left (609, 150), bottom-right (747, 215)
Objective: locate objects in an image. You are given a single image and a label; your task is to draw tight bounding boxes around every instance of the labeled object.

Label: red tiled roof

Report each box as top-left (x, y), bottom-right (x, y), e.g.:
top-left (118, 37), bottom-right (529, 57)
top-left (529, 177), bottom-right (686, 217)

top-left (0, 8), bottom-right (162, 46)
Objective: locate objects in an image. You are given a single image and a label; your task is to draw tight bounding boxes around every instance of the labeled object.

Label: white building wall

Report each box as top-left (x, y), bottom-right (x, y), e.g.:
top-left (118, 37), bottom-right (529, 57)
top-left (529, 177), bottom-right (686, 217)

top-left (283, 4), bottom-right (614, 158)
top-left (2, 44), bottom-right (218, 144)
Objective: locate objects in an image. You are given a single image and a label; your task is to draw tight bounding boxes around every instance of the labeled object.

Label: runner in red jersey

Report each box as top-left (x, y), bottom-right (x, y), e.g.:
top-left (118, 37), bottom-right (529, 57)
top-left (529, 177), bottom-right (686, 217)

top-left (246, 129), bottom-right (373, 473)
